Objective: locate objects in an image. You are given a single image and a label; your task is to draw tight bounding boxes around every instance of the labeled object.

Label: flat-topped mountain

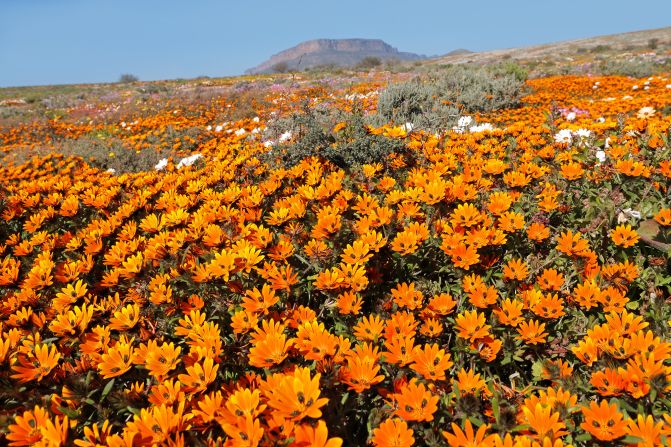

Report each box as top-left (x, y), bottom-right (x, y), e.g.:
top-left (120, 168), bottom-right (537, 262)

top-left (246, 38), bottom-right (425, 74)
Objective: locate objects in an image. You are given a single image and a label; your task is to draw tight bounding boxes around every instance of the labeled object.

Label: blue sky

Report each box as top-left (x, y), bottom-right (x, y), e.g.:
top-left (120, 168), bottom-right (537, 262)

top-left (1, 0), bottom-right (669, 87)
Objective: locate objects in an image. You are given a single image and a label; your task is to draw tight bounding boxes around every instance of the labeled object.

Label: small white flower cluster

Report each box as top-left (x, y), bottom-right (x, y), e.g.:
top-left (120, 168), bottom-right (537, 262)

top-left (636, 106), bottom-right (656, 119)
top-left (452, 116), bottom-right (496, 134)
top-left (176, 153), bottom-right (203, 169)
top-left (120, 120), bottom-right (138, 129)
top-left (154, 158), bottom-right (169, 171)
top-left (553, 128), bottom-right (591, 144)
top-left (344, 91), bottom-right (377, 101)
top-left (617, 208), bottom-right (642, 224)
top-left (553, 129), bottom-right (572, 144)
top-left (469, 122), bottom-right (495, 133)
top-left (262, 130), bottom-right (292, 148)
top-left (279, 131), bottom-right (292, 143)
top-left (595, 150), bottom-right (606, 164)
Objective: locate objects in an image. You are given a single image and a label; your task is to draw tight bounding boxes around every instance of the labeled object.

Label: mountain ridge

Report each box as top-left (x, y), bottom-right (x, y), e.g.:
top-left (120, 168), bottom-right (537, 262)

top-left (246, 38), bottom-right (425, 74)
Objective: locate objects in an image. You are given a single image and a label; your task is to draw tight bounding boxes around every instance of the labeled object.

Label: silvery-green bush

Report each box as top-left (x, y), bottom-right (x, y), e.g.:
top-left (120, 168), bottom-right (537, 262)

top-left (375, 64), bottom-right (527, 131)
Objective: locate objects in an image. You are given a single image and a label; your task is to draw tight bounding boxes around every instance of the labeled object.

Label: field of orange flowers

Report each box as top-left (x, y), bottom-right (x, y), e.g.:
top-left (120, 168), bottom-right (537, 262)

top-left (0, 71), bottom-right (670, 446)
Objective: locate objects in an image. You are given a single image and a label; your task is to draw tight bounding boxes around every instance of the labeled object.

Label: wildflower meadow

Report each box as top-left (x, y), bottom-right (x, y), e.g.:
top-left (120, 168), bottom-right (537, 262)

top-left (0, 64), bottom-right (670, 446)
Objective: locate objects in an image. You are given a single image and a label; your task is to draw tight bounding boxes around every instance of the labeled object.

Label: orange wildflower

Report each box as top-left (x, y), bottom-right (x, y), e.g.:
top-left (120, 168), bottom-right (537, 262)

top-left (391, 282), bottom-right (424, 310)
top-left (590, 368), bottom-right (626, 396)
top-left (98, 337), bottom-right (134, 379)
top-left (527, 222), bottom-right (550, 242)
top-left (455, 310), bottom-right (491, 342)
top-left (353, 315), bottom-right (385, 342)
top-left (625, 414), bottom-right (664, 447)
top-left (11, 343), bottom-right (61, 383)
top-left (292, 420), bottom-right (343, 447)
top-left (536, 268), bottom-right (565, 291)
top-left (142, 340), bottom-right (181, 379)
top-left (335, 291), bottom-right (363, 315)
top-left (7, 405), bottom-right (51, 446)
top-left (340, 343), bottom-right (385, 393)
top-left (177, 357), bottom-right (218, 393)
top-left (371, 418), bottom-right (414, 447)
top-left (611, 224), bottom-right (639, 247)
top-left (382, 335), bottom-right (416, 367)
top-left (248, 319), bottom-right (292, 368)
top-left (410, 343), bottom-right (453, 381)
top-left (427, 292), bottom-right (457, 316)
top-left (264, 367), bottom-right (328, 421)
top-left (556, 230), bottom-right (590, 257)
top-left (108, 303), bottom-right (140, 331)
top-left (442, 419), bottom-right (497, 447)
top-left (502, 258), bottom-right (529, 281)
top-left (654, 208), bottom-right (671, 226)
top-left (449, 243), bottom-right (480, 270)
top-left (453, 368), bottom-right (490, 397)
top-left (450, 203), bottom-right (482, 228)
top-left (516, 320), bottom-right (548, 345)
top-left (521, 403), bottom-right (567, 440)
top-left (392, 380), bottom-right (439, 422)
top-left (494, 299), bottom-right (525, 327)
top-left (580, 400), bottom-right (627, 441)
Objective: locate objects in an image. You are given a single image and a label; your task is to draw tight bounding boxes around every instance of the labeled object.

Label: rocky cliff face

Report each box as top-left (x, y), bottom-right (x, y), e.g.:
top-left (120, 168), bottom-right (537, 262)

top-left (246, 39), bottom-right (425, 74)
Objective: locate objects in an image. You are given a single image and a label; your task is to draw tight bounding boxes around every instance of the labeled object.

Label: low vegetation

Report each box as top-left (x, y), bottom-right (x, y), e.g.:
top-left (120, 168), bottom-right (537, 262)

top-left (0, 54), bottom-right (670, 447)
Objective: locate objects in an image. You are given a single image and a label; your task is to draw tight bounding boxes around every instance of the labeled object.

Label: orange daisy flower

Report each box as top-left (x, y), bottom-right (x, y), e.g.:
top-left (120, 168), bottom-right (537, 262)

top-left (442, 419), bottom-right (497, 447)
top-left (371, 418), bottom-right (414, 447)
top-left (455, 310), bottom-right (491, 342)
top-left (654, 208), bottom-right (671, 226)
top-left (392, 380), bottom-right (439, 422)
top-left (11, 343), bottom-right (61, 383)
top-left (410, 343), bottom-right (454, 381)
top-left (264, 367), bottom-right (328, 421)
top-left (516, 320), bottom-right (548, 345)
top-left (580, 400), bottom-right (627, 441)
top-left (611, 224), bottom-right (639, 248)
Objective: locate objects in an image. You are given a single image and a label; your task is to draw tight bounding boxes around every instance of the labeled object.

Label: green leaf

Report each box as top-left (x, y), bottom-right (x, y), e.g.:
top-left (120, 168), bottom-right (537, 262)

top-left (574, 432), bottom-right (592, 442)
top-left (531, 360), bottom-right (544, 383)
top-left (625, 301), bottom-right (640, 310)
top-left (101, 378), bottom-right (115, 400)
top-left (58, 406), bottom-right (80, 419)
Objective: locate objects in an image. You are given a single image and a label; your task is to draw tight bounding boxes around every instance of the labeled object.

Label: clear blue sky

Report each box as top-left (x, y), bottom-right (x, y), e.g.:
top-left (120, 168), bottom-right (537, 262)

top-left (1, 0), bottom-right (669, 87)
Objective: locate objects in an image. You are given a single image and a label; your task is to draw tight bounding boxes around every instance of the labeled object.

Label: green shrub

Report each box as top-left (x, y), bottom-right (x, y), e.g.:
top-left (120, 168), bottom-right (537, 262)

top-left (356, 56), bottom-right (382, 70)
top-left (490, 61), bottom-right (529, 82)
top-left (272, 62), bottom-right (290, 73)
top-left (374, 80), bottom-right (459, 130)
top-left (374, 64), bottom-right (527, 131)
top-left (118, 73), bottom-right (139, 83)
top-left (57, 136), bottom-right (179, 173)
top-left (434, 64), bottom-right (527, 112)
top-left (598, 59), bottom-right (666, 78)
top-left (590, 44), bottom-right (612, 53)
top-left (262, 104), bottom-right (407, 170)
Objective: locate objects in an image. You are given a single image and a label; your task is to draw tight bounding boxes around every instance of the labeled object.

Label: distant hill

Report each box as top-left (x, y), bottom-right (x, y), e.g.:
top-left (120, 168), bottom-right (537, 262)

top-left (428, 26), bottom-right (671, 66)
top-left (246, 39), bottom-right (426, 74)
top-left (443, 48), bottom-right (473, 57)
